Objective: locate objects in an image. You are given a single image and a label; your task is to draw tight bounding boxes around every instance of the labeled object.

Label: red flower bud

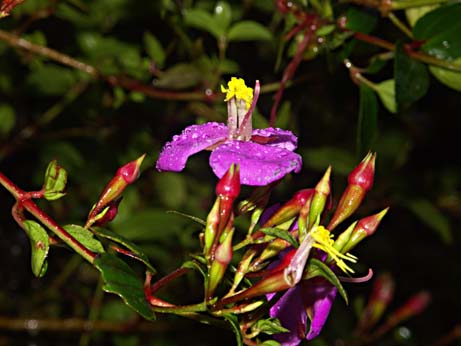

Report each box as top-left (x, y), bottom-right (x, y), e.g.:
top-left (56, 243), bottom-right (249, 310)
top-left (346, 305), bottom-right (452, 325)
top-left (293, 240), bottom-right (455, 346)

top-left (216, 164), bottom-right (240, 199)
top-left (93, 197), bottom-right (122, 227)
top-left (348, 151), bottom-right (375, 192)
top-left (327, 152), bottom-right (376, 231)
top-left (117, 154), bottom-right (146, 184)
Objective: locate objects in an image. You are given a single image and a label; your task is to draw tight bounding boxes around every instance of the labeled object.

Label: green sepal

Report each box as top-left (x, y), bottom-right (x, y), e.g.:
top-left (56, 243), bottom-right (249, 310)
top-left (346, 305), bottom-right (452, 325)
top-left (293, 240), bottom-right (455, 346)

top-left (23, 220), bottom-right (50, 277)
top-left (94, 253), bottom-right (155, 320)
top-left (251, 317), bottom-right (289, 336)
top-left (222, 313), bottom-right (243, 346)
top-left (43, 160), bottom-right (68, 201)
top-left (259, 227), bottom-right (298, 248)
top-left (64, 224), bottom-right (105, 254)
top-left (305, 258), bottom-right (348, 304)
top-left (93, 227), bottom-right (156, 273)
top-left (166, 210), bottom-right (206, 226)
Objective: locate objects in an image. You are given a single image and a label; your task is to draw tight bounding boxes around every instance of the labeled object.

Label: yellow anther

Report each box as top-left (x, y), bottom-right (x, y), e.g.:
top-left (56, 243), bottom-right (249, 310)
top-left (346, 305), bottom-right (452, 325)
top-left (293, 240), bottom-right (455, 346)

top-left (221, 77), bottom-right (253, 110)
top-left (311, 226), bottom-right (357, 274)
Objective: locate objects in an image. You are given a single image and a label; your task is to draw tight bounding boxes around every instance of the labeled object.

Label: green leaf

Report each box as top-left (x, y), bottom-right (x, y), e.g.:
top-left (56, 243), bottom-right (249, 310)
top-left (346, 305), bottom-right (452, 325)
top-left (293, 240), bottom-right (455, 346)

top-left (343, 8), bottom-right (377, 34)
top-left (305, 258), bottom-right (348, 304)
top-left (259, 227), bottom-right (298, 248)
top-left (405, 199), bottom-right (452, 244)
top-left (214, 1), bottom-right (232, 34)
top-left (183, 8), bottom-right (222, 39)
top-left (0, 103), bottom-right (15, 136)
top-left (95, 253), bottom-right (155, 320)
top-left (429, 59), bottom-right (461, 91)
top-left (93, 227), bottom-right (156, 273)
top-left (111, 208), bottom-right (190, 241)
top-left (153, 63), bottom-right (202, 90)
top-left (395, 43), bottom-right (430, 108)
top-left (27, 65), bottom-right (78, 96)
top-left (23, 220), bottom-right (50, 278)
top-left (375, 79), bottom-right (397, 114)
top-left (413, 3), bottom-right (461, 60)
top-left (301, 147), bottom-right (356, 175)
top-left (143, 32), bottom-right (166, 68)
top-left (155, 172), bottom-right (187, 208)
top-left (357, 84), bottom-right (378, 156)
top-left (166, 210), bottom-right (206, 226)
top-left (64, 224), bottom-right (105, 254)
top-left (251, 318), bottom-right (289, 336)
top-left (405, 5), bottom-right (438, 27)
top-left (43, 160), bottom-right (68, 201)
top-left (222, 314), bottom-right (243, 346)
top-left (227, 21), bottom-right (272, 42)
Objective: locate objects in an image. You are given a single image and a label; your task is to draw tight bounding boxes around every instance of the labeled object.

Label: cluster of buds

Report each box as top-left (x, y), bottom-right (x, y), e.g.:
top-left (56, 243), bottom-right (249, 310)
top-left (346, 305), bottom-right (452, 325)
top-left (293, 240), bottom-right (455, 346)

top-left (153, 151), bottom-right (389, 346)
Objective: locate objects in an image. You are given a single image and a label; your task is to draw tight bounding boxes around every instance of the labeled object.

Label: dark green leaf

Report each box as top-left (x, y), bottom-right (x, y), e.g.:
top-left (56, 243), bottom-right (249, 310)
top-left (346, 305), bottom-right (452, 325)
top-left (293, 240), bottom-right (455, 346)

top-left (111, 208), bottom-right (190, 241)
top-left (43, 160), bottom-right (68, 201)
top-left (301, 147), bottom-right (356, 175)
top-left (64, 224), bottom-right (105, 254)
top-left (405, 5), bottom-right (438, 27)
top-left (343, 8), bottom-right (377, 34)
top-left (227, 21), bottom-right (272, 42)
top-left (183, 8), bottom-right (222, 39)
top-left (153, 63), bottom-right (202, 90)
top-left (430, 61), bottom-right (461, 92)
top-left (375, 79), bottom-right (397, 114)
top-left (214, 1), bottom-right (232, 33)
top-left (23, 220), bottom-right (50, 277)
top-left (27, 65), bottom-right (78, 96)
top-left (305, 258), bottom-right (348, 304)
top-left (222, 314), bottom-right (243, 346)
top-left (395, 43), bottom-right (429, 108)
top-left (357, 84), bottom-right (378, 156)
top-left (95, 253), bottom-right (155, 320)
top-left (413, 3), bottom-right (461, 60)
top-left (93, 227), bottom-right (156, 273)
top-left (143, 32), bottom-right (166, 68)
top-left (252, 318), bottom-right (289, 335)
top-left (405, 199), bottom-right (452, 244)
top-left (259, 228), bottom-right (298, 248)
top-left (0, 103), bottom-right (15, 136)
top-left (366, 55), bottom-right (388, 74)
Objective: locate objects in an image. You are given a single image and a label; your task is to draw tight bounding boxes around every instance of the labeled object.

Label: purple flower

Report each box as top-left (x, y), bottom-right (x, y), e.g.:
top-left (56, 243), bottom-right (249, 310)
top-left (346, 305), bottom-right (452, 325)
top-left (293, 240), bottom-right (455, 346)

top-left (156, 78), bottom-right (302, 186)
top-left (269, 278), bottom-right (337, 346)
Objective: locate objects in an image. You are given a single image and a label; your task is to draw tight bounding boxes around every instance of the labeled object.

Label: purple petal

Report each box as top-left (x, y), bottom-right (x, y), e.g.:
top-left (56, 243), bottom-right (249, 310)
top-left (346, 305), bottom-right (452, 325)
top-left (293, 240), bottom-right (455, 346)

top-left (156, 122), bottom-right (228, 172)
top-left (269, 285), bottom-right (306, 346)
top-left (252, 128), bottom-right (298, 151)
top-left (209, 141), bottom-right (302, 186)
top-left (301, 278), bottom-right (337, 340)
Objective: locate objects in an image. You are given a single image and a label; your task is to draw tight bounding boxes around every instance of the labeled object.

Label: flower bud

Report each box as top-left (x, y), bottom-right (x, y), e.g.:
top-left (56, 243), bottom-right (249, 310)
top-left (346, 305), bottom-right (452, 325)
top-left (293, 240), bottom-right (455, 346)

top-left (204, 198), bottom-right (220, 257)
top-left (327, 152), bottom-right (376, 231)
top-left (340, 208), bottom-right (388, 254)
top-left (308, 166), bottom-right (331, 228)
top-left (85, 154), bottom-right (145, 228)
top-left (262, 189), bottom-right (315, 228)
top-left (206, 229), bottom-right (234, 299)
top-left (93, 197), bottom-right (122, 227)
top-left (357, 273), bottom-right (395, 333)
top-left (216, 164), bottom-right (240, 199)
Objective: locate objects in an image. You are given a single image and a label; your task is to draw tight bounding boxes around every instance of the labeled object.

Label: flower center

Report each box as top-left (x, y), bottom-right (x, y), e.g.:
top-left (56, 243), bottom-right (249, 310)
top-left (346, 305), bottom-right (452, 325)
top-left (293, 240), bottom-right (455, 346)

top-left (221, 77), bottom-right (257, 141)
top-left (311, 226), bottom-right (357, 274)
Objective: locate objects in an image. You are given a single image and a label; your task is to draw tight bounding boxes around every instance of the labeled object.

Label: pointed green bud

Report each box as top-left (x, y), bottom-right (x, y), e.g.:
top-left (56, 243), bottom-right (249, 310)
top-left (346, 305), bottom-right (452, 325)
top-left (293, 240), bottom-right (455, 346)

top-left (327, 152), bottom-right (376, 231)
top-left (206, 229), bottom-right (234, 299)
top-left (204, 198), bottom-right (220, 257)
top-left (308, 166), bottom-right (331, 228)
top-left (341, 208), bottom-right (388, 254)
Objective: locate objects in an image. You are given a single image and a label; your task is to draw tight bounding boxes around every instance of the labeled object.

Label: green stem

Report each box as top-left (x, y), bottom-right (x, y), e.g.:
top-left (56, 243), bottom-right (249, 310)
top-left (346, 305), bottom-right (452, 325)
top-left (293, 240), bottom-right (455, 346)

top-left (0, 171), bottom-right (97, 263)
top-left (388, 12), bottom-right (413, 38)
top-left (150, 302), bottom-right (208, 314)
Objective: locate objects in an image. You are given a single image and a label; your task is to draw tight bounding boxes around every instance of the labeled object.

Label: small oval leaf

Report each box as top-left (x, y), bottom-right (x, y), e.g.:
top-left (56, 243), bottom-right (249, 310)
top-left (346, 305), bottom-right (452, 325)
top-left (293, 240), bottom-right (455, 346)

top-left (23, 220), bottom-right (50, 277)
top-left (227, 21), bottom-right (272, 42)
top-left (43, 160), bottom-right (68, 201)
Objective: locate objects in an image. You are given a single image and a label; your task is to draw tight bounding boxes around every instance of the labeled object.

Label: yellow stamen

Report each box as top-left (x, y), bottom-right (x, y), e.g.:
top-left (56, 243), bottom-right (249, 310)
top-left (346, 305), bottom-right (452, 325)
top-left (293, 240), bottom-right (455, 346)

top-left (221, 77), bottom-right (253, 110)
top-left (311, 226), bottom-right (357, 274)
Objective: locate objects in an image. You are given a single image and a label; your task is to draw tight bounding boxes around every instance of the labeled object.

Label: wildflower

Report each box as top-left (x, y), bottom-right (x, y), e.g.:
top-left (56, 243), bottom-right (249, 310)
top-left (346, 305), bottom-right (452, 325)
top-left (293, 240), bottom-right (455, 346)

top-left (156, 77), bottom-right (302, 186)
